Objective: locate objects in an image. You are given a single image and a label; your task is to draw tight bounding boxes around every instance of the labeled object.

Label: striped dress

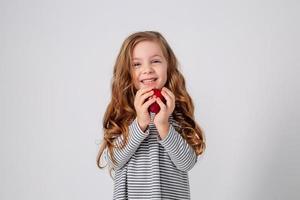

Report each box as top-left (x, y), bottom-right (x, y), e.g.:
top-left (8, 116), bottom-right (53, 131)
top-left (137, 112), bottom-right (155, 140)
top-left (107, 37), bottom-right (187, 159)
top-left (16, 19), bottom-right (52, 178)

top-left (105, 113), bottom-right (198, 200)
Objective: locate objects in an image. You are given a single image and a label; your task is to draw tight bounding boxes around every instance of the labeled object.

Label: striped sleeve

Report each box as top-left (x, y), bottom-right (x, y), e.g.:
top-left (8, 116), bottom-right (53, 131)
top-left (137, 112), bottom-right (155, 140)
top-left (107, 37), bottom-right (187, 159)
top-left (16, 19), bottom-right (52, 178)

top-left (158, 124), bottom-right (197, 172)
top-left (105, 118), bottom-right (150, 170)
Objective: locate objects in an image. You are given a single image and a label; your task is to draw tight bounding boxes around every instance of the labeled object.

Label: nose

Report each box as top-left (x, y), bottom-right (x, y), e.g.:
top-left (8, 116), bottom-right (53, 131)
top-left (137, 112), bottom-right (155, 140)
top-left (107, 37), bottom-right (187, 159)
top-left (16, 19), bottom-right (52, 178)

top-left (142, 63), bottom-right (154, 74)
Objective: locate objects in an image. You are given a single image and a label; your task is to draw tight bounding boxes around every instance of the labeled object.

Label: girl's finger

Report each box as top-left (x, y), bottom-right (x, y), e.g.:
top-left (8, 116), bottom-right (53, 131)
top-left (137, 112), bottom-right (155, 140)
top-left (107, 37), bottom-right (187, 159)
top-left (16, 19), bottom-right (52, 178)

top-left (156, 97), bottom-right (167, 111)
top-left (140, 90), bottom-right (154, 105)
top-left (162, 87), bottom-right (175, 100)
top-left (162, 88), bottom-right (175, 109)
top-left (142, 97), bottom-right (156, 110)
top-left (136, 87), bottom-right (154, 105)
top-left (161, 90), bottom-right (172, 108)
top-left (136, 86), bottom-right (154, 97)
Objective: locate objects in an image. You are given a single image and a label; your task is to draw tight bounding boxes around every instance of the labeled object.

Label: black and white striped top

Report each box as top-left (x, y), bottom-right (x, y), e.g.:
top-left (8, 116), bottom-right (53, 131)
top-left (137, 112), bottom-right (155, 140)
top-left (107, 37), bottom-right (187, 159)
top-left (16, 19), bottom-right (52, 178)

top-left (105, 113), bottom-right (198, 200)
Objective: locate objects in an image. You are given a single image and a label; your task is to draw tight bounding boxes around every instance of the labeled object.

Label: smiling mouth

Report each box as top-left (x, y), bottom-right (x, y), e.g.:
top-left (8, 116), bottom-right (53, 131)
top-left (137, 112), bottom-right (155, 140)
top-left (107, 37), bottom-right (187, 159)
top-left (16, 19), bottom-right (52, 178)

top-left (141, 78), bottom-right (158, 84)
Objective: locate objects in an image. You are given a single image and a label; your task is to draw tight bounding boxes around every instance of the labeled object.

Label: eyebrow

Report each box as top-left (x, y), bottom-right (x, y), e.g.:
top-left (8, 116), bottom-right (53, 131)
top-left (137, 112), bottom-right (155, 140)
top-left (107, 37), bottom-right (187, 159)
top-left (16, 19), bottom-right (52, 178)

top-left (132, 54), bottom-right (162, 60)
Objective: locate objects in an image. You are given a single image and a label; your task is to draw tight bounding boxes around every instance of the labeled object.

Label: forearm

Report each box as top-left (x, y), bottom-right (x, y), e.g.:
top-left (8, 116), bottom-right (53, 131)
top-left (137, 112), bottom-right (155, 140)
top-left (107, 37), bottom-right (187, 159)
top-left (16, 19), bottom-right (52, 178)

top-left (158, 124), bottom-right (197, 172)
top-left (106, 118), bottom-right (149, 170)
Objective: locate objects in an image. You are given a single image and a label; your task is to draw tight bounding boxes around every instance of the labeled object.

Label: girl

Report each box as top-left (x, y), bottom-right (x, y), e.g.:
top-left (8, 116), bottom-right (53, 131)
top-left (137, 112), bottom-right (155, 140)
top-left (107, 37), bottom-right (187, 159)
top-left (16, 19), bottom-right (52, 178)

top-left (97, 31), bottom-right (206, 200)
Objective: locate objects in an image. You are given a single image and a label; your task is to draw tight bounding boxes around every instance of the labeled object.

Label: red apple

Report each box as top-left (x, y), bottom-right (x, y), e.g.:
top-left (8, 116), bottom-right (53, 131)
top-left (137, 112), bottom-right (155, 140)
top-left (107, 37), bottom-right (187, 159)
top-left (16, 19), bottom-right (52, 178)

top-left (148, 89), bottom-right (166, 113)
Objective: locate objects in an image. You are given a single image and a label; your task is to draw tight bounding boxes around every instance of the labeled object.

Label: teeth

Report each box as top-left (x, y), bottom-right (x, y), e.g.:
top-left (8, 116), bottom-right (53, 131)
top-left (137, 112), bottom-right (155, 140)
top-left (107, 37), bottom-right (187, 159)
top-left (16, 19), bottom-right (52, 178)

top-left (142, 78), bottom-right (156, 83)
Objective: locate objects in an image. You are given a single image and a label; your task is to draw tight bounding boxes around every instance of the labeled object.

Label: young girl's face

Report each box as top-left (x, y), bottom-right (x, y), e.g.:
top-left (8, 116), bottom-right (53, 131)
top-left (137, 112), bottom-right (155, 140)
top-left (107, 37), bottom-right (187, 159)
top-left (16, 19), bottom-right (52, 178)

top-left (131, 40), bottom-right (168, 90)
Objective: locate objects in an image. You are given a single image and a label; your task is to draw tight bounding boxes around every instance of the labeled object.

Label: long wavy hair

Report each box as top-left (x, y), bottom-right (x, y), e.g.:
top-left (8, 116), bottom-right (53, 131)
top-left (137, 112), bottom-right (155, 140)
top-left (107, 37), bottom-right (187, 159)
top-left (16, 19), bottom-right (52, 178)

top-left (96, 31), bottom-right (206, 175)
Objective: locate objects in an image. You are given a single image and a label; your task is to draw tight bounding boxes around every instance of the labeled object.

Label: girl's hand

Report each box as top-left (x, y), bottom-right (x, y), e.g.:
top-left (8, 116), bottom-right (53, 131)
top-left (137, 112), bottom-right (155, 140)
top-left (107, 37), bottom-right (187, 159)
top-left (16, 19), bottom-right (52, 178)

top-left (153, 87), bottom-right (176, 139)
top-left (134, 86), bottom-right (156, 132)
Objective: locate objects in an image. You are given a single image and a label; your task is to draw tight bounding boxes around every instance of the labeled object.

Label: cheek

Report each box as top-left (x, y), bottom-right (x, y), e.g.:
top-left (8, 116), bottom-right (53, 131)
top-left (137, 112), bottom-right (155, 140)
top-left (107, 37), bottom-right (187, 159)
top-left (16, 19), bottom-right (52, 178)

top-left (133, 73), bottom-right (141, 87)
top-left (132, 71), bottom-right (139, 82)
top-left (160, 68), bottom-right (168, 80)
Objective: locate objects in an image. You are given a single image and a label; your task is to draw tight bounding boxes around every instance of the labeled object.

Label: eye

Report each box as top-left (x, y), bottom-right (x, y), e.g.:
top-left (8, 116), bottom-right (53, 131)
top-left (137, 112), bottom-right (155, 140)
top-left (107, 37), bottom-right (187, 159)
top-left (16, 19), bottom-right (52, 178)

top-left (152, 60), bottom-right (161, 63)
top-left (133, 63), bottom-right (141, 67)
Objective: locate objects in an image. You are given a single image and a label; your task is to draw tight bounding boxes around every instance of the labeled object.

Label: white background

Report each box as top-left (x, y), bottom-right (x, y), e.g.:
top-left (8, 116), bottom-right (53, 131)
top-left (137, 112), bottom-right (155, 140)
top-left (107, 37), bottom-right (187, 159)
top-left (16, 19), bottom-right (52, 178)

top-left (1, 0), bottom-right (299, 199)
